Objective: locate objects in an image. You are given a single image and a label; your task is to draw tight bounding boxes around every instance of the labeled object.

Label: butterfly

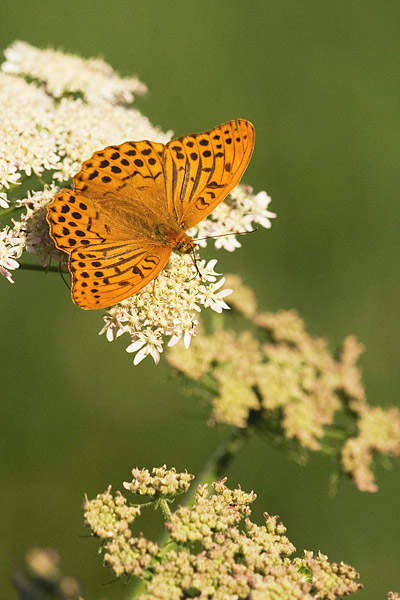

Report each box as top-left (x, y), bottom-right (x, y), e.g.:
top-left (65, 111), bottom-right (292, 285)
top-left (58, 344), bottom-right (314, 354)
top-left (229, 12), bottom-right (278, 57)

top-left (46, 119), bottom-right (255, 309)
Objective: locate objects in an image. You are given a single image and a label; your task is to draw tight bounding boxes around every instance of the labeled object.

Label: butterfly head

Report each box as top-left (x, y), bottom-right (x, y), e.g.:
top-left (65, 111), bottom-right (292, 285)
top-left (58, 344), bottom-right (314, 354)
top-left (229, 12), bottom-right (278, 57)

top-left (175, 238), bottom-right (196, 255)
top-left (156, 223), bottom-right (196, 255)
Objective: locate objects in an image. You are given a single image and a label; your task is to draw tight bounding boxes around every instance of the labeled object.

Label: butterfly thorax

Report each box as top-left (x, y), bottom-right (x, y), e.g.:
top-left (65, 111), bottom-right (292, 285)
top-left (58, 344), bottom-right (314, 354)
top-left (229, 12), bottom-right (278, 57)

top-left (154, 222), bottom-right (195, 254)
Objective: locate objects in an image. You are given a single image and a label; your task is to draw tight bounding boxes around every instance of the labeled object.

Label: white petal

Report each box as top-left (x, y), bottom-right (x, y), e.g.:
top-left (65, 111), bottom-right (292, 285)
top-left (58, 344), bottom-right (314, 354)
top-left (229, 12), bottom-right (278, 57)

top-left (183, 330), bottom-right (192, 348)
top-left (168, 334), bottom-right (181, 347)
top-left (6, 257), bottom-right (19, 270)
top-left (133, 346), bottom-right (149, 365)
top-left (206, 259), bottom-right (218, 272)
top-left (210, 303), bottom-right (223, 313)
top-left (217, 288), bottom-right (233, 298)
top-left (149, 346), bottom-right (161, 364)
top-left (126, 339), bottom-right (145, 353)
top-left (0, 266), bottom-right (14, 283)
top-left (256, 216), bottom-right (273, 229)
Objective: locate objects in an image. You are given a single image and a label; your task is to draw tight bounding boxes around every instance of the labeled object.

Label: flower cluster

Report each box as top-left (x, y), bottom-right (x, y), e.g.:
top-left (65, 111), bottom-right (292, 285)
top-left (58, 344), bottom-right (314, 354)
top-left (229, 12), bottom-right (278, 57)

top-left (100, 257), bottom-right (232, 365)
top-left (83, 485), bottom-right (159, 578)
top-left (84, 467), bottom-right (362, 599)
top-left (123, 465), bottom-right (195, 497)
top-left (0, 42), bottom-right (168, 269)
top-left (83, 485), bottom-right (141, 538)
top-left (0, 41), bottom-right (274, 365)
top-left (190, 185), bottom-right (276, 252)
top-left (166, 479), bottom-right (255, 544)
top-left (167, 277), bottom-right (400, 492)
top-left (341, 404), bottom-right (400, 492)
top-left (2, 40), bottom-right (147, 105)
top-left (295, 551), bottom-right (362, 600)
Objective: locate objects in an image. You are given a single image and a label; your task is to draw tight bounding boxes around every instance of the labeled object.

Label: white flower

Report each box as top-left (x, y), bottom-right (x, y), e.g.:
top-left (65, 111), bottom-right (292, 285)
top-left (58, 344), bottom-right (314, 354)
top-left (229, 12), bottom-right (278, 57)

top-left (0, 44), bottom-right (170, 281)
top-left (252, 190), bottom-right (276, 229)
top-left (16, 186), bottom-right (63, 265)
top-left (126, 329), bottom-right (164, 365)
top-left (0, 226), bottom-right (24, 283)
top-left (197, 277), bottom-right (233, 314)
top-left (0, 163), bottom-right (21, 189)
top-left (99, 256), bottom-right (232, 365)
top-left (99, 314), bottom-right (127, 342)
top-left (2, 41), bottom-right (147, 105)
top-left (0, 41), bottom-right (275, 366)
top-left (0, 192), bottom-right (9, 209)
top-left (189, 184), bottom-right (276, 252)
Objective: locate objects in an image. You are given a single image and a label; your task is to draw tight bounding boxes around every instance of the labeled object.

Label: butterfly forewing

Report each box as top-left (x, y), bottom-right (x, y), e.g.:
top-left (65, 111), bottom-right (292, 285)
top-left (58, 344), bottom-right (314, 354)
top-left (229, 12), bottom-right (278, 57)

top-left (163, 119), bottom-right (254, 229)
top-left (47, 141), bottom-right (172, 309)
top-left (47, 189), bottom-right (110, 253)
top-left (69, 241), bottom-right (172, 309)
top-left (73, 140), bottom-right (168, 217)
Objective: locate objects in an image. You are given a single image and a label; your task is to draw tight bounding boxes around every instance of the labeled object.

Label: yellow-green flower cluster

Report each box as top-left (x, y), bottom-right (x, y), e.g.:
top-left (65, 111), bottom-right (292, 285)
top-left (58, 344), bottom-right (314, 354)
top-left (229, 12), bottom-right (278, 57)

top-left (341, 404), bottom-right (400, 492)
top-left (145, 481), bottom-right (362, 599)
top-left (84, 468), bottom-right (362, 598)
top-left (295, 550), bottom-right (362, 600)
top-left (166, 479), bottom-right (255, 543)
top-left (83, 485), bottom-right (141, 538)
top-left (83, 485), bottom-right (158, 578)
top-left (123, 465), bottom-right (195, 497)
top-left (104, 533), bottom-right (159, 578)
top-left (167, 278), bottom-right (400, 492)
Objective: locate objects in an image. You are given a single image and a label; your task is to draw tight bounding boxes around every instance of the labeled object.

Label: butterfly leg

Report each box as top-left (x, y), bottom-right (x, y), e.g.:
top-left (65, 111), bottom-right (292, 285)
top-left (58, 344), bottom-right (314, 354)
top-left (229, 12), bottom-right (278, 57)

top-left (190, 247), bottom-right (203, 281)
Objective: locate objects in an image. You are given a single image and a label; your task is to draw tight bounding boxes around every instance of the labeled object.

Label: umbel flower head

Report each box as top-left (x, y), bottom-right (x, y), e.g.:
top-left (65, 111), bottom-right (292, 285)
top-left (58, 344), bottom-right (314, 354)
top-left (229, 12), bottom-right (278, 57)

top-left (0, 41), bottom-right (275, 365)
top-left (167, 277), bottom-right (400, 493)
top-left (123, 465), bottom-right (195, 497)
top-left (84, 466), bottom-right (362, 599)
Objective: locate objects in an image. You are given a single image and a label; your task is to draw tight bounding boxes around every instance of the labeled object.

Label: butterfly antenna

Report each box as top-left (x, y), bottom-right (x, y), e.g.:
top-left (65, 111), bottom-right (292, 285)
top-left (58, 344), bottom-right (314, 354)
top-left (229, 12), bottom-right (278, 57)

top-left (193, 227), bottom-right (258, 243)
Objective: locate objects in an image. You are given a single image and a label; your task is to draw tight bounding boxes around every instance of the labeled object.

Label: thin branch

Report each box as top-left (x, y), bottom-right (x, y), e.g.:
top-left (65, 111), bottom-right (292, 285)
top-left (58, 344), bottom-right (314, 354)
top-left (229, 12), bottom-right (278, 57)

top-left (18, 263), bottom-right (62, 274)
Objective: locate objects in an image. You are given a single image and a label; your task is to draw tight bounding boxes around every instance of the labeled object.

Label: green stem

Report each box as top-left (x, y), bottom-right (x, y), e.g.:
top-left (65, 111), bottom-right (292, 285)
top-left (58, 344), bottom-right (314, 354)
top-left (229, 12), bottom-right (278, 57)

top-left (318, 443), bottom-right (337, 457)
top-left (18, 263), bottom-right (62, 274)
top-left (158, 498), bottom-right (172, 520)
top-left (125, 426), bottom-right (249, 600)
top-left (197, 426), bottom-right (250, 485)
top-left (0, 205), bottom-right (21, 219)
top-left (323, 427), bottom-right (346, 439)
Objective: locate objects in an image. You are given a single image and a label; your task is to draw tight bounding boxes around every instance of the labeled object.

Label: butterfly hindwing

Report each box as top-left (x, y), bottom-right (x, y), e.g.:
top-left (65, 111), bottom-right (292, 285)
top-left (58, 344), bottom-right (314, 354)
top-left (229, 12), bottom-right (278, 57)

top-left (69, 242), bottom-right (172, 309)
top-left (163, 119), bottom-right (254, 229)
top-left (47, 188), bottom-right (172, 309)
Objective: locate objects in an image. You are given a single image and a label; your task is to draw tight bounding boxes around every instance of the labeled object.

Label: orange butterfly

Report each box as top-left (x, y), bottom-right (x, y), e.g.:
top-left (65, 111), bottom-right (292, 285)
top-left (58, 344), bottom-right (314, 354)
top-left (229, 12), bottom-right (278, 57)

top-left (47, 119), bottom-right (254, 309)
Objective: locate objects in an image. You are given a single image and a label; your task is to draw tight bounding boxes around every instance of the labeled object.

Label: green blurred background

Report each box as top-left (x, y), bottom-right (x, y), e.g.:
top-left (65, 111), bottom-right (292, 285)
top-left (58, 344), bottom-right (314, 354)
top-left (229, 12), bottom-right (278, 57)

top-left (1, 1), bottom-right (399, 598)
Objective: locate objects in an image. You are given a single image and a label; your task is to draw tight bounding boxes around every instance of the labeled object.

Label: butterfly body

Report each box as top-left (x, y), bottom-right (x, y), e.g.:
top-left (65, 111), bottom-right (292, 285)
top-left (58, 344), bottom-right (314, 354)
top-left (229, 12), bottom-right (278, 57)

top-left (154, 222), bottom-right (195, 254)
top-left (47, 119), bottom-right (254, 309)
